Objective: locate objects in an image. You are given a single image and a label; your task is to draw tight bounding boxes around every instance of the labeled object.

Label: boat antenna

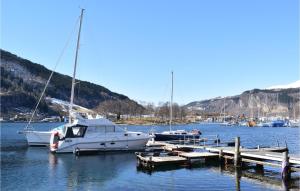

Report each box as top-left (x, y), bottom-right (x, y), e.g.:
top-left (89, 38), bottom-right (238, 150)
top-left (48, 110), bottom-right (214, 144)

top-left (169, 71), bottom-right (173, 131)
top-left (69, 8), bottom-right (84, 123)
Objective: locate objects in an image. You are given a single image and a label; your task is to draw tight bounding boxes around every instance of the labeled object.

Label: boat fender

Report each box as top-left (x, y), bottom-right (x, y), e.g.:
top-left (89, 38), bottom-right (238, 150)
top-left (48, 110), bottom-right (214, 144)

top-left (74, 147), bottom-right (80, 156)
top-left (51, 131), bottom-right (59, 149)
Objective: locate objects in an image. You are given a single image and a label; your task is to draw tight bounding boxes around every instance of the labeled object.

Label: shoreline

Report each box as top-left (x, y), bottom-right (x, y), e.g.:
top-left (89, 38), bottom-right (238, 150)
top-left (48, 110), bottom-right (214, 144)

top-left (1, 121), bottom-right (299, 128)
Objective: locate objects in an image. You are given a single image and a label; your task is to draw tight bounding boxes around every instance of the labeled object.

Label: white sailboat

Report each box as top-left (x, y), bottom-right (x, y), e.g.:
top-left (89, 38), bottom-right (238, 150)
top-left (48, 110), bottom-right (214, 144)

top-left (24, 9), bottom-right (151, 151)
top-left (220, 98), bottom-right (231, 126)
top-left (49, 9), bottom-right (151, 153)
top-left (290, 98), bottom-right (300, 127)
top-left (154, 71), bottom-right (201, 141)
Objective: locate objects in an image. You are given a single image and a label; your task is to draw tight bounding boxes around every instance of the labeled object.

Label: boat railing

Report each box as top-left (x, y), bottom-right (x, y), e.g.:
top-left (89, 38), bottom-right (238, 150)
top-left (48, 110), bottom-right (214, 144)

top-left (171, 134), bottom-right (221, 147)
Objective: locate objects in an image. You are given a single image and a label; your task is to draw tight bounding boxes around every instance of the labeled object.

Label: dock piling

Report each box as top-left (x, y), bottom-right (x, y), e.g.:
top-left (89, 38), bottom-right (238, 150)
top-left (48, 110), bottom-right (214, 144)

top-left (142, 138), bottom-right (299, 178)
top-left (219, 149), bottom-right (223, 164)
top-left (234, 137), bottom-right (241, 167)
top-left (281, 151), bottom-right (290, 180)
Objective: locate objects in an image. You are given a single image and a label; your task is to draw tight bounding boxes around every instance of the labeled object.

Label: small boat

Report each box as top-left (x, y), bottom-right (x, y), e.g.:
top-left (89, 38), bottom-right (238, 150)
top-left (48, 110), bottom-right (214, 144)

top-left (154, 129), bottom-right (201, 141)
top-left (239, 121), bottom-right (248, 126)
top-left (247, 120), bottom-right (256, 127)
top-left (290, 120), bottom-right (300, 127)
top-left (271, 120), bottom-right (285, 127)
top-left (154, 71), bottom-right (201, 141)
top-left (256, 122), bottom-right (272, 127)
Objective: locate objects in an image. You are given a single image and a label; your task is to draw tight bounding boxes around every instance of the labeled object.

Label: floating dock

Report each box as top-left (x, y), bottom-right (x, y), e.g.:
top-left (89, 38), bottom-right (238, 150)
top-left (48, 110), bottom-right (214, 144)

top-left (137, 137), bottom-right (300, 181)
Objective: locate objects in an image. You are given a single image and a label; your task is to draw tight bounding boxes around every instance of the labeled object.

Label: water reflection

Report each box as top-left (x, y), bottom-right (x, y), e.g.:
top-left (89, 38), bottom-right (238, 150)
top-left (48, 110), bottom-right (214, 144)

top-left (137, 162), bottom-right (300, 191)
top-left (47, 152), bottom-right (134, 190)
top-left (2, 122), bottom-right (300, 191)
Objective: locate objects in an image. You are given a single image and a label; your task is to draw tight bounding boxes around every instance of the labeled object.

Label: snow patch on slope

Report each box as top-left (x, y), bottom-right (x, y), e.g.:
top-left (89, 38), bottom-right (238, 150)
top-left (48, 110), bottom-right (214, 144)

top-left (46, 97), bottom-right (93, 113)
top-left (266, 80), bottom-right (300, 90)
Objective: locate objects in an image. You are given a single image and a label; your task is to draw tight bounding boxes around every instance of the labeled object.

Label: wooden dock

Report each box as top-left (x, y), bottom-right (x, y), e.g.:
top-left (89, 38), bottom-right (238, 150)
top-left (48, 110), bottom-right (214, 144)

top-left (137, 137), bottom-right (300, 180)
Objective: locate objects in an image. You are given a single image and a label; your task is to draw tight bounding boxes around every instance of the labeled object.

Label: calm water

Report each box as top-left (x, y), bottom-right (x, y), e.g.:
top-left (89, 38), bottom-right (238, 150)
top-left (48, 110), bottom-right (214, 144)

top-left (1, 122), bottom-right (300, 191)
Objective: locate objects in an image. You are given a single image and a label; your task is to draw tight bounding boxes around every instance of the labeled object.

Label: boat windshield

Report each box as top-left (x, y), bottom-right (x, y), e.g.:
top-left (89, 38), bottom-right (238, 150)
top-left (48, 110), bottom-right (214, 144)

top-left (65, 125), bottom-right (87, 138)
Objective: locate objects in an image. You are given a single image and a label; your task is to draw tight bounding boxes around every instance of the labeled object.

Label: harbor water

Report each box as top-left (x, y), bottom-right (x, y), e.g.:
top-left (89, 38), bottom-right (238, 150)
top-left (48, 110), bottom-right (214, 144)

top-left (1, 122), bottom-right (300, 190)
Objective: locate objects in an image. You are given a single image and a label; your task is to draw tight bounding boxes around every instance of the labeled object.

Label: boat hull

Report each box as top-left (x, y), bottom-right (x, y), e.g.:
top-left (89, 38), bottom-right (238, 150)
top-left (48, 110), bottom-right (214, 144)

top-left (52, 137), bottom-right (150, 153)
top-left (25, 126), bottom-right (64, 146)
top-left (271, 120), bottom-right (285, 127)
top-left (25, 131), bottom-right (52, 146)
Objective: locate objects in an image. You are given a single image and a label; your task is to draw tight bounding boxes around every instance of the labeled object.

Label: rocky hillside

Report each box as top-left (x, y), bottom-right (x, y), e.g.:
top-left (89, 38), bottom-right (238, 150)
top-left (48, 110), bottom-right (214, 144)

top-left (186, 87), bottom-right (300, 118)
top-left (0, 49), bottom-right (143, 119)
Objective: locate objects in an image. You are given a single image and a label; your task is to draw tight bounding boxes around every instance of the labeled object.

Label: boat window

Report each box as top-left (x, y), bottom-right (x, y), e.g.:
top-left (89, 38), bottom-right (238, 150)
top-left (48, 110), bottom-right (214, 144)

top-left (105, 126), bottom-right (115, 133)
top-left (65, 126), bottom-right (87, 138)
top-left (115, 126), bottom-right (124, 132)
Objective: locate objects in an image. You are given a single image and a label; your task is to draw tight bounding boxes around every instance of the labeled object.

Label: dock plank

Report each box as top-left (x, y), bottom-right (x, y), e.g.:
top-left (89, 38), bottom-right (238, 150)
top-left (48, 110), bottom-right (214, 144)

top-left (179, 152), bottom-right (218, 159)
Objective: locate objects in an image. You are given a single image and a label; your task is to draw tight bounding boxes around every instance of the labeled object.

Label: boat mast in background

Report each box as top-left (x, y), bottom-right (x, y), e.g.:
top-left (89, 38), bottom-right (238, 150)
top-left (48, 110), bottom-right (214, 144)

top-left (169, 71), bottom-right (173, 132)
top-left (223, 98), bottom-right (226, 122)
top-left (69, 8), bottom-right (84, 123)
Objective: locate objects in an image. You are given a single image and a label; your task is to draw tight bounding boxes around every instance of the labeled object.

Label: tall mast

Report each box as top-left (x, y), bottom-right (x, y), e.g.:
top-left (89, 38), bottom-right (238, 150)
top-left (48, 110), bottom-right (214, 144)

top-left (250, 93), bottom-right (253, 119)
top-left (223, 98), bottom-right (226, 122)
top-left (276, 93), bottom-right (279, 117)
top-left (69, 9), bottom-right (84, 123)
top-left (293, 97), bottom-right (296, 120)
top-left (169, 71), bottom-right (173, 131)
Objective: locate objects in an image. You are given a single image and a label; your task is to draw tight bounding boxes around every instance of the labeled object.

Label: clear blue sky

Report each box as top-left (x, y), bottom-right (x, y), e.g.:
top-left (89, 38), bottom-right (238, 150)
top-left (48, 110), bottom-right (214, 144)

top-left (2, 0), bottom-right (299, 105)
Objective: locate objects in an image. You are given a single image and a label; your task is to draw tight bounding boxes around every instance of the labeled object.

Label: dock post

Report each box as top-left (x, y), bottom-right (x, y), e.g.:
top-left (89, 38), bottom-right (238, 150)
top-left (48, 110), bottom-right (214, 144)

top-left (234, 137), bottom-right (241, 167)
top-left (219, 149), bottom-right (223, 163)
top-left (235, 168), bottom-right (241, 191)
top-left (281, 151), bottom-right (290, 180)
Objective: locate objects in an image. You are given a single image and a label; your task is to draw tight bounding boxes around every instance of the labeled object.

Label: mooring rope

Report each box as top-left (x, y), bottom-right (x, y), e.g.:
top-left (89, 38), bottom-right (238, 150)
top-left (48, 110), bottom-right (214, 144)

top-left (24, 16), bottom-right (80, 130)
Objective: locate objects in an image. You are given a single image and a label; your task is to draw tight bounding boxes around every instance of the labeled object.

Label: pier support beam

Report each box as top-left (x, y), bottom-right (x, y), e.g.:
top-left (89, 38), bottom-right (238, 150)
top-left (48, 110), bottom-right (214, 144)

top-left (219, 149), bottom-right (223, 161)
top-left (281, 151), bottom-right (290, 180)
top-left (255, 164), bottom-right (264, 175)
top-left (234, 137), bottom-right (241, 167)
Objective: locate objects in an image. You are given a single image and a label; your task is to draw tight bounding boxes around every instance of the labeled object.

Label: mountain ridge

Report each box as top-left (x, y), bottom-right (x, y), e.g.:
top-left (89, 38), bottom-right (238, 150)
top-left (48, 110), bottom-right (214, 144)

top-left (186, 87), bottom-right (299, 118)
top-left (0, 49), bottom-right (144, 119)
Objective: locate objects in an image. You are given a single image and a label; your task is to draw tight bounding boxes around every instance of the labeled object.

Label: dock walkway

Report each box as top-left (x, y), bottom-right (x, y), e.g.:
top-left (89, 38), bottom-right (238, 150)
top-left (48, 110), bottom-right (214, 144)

top-left (137, 137), bottom-right (300, 179)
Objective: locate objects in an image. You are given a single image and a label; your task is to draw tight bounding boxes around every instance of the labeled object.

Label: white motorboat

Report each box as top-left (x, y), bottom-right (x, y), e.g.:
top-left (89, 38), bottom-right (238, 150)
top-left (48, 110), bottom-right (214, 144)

top-left (48, 9), bottom-right (150, 153)
top-left (50, 113), bottom-right (150, 153)
top-left (23, 9), bottom-right (152, 150)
